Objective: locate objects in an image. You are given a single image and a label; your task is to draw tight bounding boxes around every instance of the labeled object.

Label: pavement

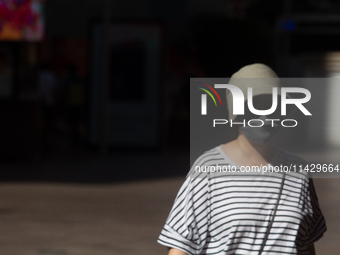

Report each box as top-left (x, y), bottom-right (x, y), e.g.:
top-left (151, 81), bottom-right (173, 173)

top-left (0, 148), bottom-right (339, 255)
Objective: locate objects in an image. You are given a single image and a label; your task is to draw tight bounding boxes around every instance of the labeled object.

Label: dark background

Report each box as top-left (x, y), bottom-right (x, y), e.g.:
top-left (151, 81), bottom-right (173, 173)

top-left (1, 0), bottom-right (340, 182)
top-left (0, 1), bottom-right (339, 255)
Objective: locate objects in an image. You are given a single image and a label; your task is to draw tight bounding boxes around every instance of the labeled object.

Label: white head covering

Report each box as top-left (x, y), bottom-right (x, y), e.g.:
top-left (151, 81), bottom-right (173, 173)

top-left (227, 63), bottom-right (293, 120)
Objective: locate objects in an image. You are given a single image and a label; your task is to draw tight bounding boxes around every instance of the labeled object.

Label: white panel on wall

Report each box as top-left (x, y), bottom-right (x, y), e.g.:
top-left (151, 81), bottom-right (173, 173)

top-left (325, 72), bottom-right (340, 147)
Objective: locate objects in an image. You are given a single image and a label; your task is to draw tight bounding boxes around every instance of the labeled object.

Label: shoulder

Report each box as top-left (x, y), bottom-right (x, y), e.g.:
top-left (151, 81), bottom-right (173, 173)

top-left (276, 147), bottom-right (308, 165)
top-left (187, 145), bottom-right (224, 178)
top-left (276, 148), bottom-right (310, 178)
top-left (192, 146), bottom-right (224, 167)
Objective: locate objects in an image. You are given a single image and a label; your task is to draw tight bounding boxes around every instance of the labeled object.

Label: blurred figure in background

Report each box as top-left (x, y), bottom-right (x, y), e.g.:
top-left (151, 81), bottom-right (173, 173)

top-left (38, 62), bottom-right (58, 155)
top-left (61, 64), bottom-right (87, 148)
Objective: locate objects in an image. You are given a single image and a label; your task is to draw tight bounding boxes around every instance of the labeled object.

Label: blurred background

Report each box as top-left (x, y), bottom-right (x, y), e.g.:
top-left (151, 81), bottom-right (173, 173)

top-left (0, 0), bottom-right (340, 254)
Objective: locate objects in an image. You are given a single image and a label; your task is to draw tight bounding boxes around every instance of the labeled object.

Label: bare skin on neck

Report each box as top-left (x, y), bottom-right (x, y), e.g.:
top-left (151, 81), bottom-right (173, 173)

top-left (221, 129), bottom-right (277, 167)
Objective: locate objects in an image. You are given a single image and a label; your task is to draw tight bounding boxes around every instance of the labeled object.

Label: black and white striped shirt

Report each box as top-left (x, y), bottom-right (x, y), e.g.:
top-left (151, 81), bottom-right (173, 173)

top-left (158, 145), bottom-right (326, 255)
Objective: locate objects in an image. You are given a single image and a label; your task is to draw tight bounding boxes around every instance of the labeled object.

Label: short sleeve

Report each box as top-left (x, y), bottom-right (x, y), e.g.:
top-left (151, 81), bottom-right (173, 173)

top-left (302, 178), bottom-right (327, 246)
top-left (157, 172), bottom-right (210, 255)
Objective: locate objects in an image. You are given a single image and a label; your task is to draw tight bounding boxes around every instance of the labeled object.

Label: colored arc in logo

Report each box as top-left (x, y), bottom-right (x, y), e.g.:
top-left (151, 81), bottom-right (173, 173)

top-left (197, 82), bottom-right (223, 106)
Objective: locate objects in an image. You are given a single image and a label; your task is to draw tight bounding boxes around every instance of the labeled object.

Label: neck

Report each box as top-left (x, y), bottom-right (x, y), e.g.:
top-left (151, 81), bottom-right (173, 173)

top-left (237, 131), bottom-right (276, 165)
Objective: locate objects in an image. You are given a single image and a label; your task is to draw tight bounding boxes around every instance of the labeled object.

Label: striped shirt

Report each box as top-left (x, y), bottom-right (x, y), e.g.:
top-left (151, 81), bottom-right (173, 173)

top-left (157, 144), bottom-right (327, 255)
